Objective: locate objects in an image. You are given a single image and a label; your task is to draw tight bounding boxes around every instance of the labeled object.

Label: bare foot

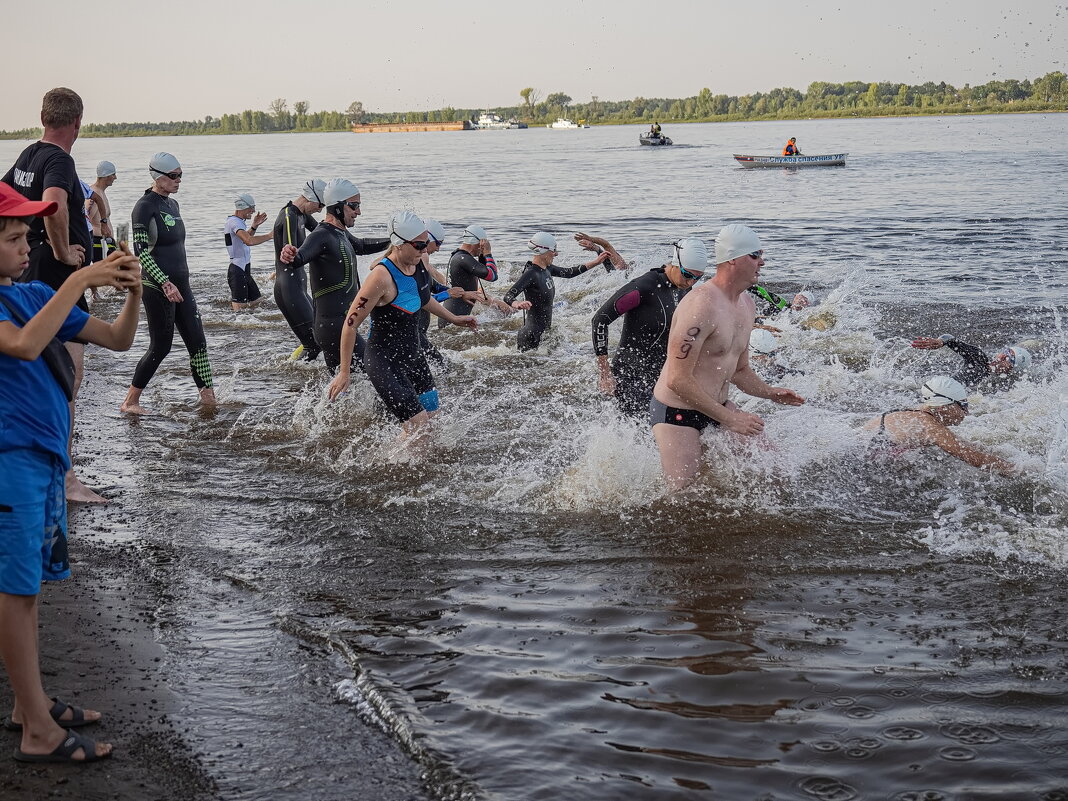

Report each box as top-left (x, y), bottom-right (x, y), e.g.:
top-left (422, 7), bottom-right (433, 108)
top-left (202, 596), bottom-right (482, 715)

top-left (199, 388), bottom-right (218, 407)
top-left (66, 472), bottom-right (108, 504)
top-left (119, 400), bottom-right (150, 415)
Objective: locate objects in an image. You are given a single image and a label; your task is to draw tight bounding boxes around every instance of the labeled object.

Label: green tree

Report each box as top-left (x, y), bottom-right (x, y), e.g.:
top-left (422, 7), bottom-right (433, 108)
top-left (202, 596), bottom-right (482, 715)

top-left (545, 92), bottom-right (572, 109)
top-left (346, 101), bottom-right (365, 124)
top-left (519, 87), bottom-right (540, 114)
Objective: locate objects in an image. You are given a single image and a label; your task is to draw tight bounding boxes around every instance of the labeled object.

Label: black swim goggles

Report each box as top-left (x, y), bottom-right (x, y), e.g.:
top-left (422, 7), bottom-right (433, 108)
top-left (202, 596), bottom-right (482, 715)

top-left (673, 242), bottom-right (705, 281)
top-left (396, 234), bottom-right (430, 251)
top-left (923, 385), bottom-right (969, 412)
top-left (151, 168), bottom-right (182, 180)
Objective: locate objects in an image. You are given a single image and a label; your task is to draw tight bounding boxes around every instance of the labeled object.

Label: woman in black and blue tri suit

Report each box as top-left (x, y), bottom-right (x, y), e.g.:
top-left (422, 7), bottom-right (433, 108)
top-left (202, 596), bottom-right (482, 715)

top-left (326, 211), bottom-right (478, 435)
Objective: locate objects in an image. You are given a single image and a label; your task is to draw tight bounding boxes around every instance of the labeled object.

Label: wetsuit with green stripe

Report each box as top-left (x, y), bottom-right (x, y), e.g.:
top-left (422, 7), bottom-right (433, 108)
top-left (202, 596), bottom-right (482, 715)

top-left (272, 202), bottom-right (319, 358)
top-left (288, 221), bottom-right (389, 372)
top-left (129, 189), bottom-right (212, 390)
top-left (747, 285), bottom-right (789, 318)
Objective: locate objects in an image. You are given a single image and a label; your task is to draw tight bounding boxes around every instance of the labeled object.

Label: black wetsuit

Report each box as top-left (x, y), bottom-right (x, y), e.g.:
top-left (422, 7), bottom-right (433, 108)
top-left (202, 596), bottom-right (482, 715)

top-left (364, 258), bottom-right (434, 421)
top-left (3, 142), bottom-right (92, 311)
top-left (272, 202), bottom-right (319, 358)
top-left (129, 189), bottom-right (212, 390)
top-left (503, 260), bottom-right (609, 351)
top-left (288, 222), bottom-right (389, 372)
top-left (942, 339), bottom-right (1015, 392)
top-left (592, 267), bottom-right (688, 418)
top-left (438, 249), bottom-right (497, 326)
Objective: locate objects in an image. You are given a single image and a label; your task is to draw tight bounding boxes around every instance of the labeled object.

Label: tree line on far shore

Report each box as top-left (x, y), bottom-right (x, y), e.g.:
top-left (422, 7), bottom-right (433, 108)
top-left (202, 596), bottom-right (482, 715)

top-left (2, 73), bottom-right (1065, 139)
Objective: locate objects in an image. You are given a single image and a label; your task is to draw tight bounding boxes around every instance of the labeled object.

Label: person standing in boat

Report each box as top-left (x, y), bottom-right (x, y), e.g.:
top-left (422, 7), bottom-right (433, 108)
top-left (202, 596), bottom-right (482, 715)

top-left (591, 237), bottom-right (708, 419)
top-left (650, 122), bottom-right (662, 137)
top-left (782, 137), bottom-right (801, 156)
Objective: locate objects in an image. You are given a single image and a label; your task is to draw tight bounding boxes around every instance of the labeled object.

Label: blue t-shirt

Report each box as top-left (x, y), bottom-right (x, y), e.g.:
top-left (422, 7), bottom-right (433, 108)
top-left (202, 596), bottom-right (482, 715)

top-left (0, 282), bottom-right (90, 468)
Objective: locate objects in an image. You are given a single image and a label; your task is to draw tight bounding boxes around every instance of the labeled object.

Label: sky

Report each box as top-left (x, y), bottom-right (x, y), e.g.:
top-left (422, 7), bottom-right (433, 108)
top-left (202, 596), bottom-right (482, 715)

top-left (3, 0), bottom-right (1065, 130)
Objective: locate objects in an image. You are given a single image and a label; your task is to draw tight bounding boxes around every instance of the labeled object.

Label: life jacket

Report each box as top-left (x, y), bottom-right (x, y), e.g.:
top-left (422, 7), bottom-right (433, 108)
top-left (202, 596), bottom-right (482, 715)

top-left (783, 143), bottom-right (798, 156)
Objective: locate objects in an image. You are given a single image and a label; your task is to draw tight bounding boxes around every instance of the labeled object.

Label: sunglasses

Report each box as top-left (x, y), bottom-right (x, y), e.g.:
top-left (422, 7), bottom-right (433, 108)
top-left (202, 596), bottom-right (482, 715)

top-left (748, 250), bottom-right (764, 259)
top-left (429, 235), bottom-right (443, 246)
top-left (152, 169), bottom-right (182, 180)
top-left (397, 235), bottom-right (429, 251)
top-left (345, 201), bottom-right (361, 210)
top-left (679, 265), bottom-right (703, 281)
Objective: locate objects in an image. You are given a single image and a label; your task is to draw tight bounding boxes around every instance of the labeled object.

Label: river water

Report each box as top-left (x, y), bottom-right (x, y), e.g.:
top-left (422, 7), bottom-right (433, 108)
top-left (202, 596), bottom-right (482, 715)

top-left (4, 114), bottom-right (1067, 800)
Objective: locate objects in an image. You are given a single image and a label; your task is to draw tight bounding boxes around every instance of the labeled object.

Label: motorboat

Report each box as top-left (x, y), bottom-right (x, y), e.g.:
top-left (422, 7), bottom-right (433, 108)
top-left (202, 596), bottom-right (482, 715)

top-left (475, 112), bottom-right (524, 130)
top-left (733, 153), bottom-right (848, 168)
top-left (639, 132), bottom-right (673, 146)
top-left (548, 118), bottom-right (590, 129)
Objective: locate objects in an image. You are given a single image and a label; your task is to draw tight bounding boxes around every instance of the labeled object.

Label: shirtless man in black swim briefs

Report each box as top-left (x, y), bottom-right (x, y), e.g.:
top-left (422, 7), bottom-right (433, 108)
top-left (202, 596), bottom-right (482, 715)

top-left (651, 224), bottom-right (805, 490)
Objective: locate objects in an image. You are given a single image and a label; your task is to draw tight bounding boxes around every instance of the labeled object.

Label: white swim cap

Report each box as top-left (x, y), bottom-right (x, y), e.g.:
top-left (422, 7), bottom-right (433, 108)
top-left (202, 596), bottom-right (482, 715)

top-left (1004, 345), bottom-right (1032, 371)
top-left (528, 231), bottom-right (557, 254)
top-left (749, 328), bottom-right (780, 354)
top-left (672, 237), bottom-right (708, 274)
top-left (714, 224), bottom-right (762, 264)
top-left (233, 193), bottom-right (256, 211)
top-left (423, 217), bottom-right (447, 245)
top-left (324, 178), bottom-right (360, 205)
top-left (462, 224), bottom-right (487, 244)
top-left (388, 210), bottom-right (427, 245)
top-left (921, 375), bottom-right (969, 407)
top-left (301, 178), bottom-right (326, 205)
top-left (95, 160), bottom-right (116, 178)
top-left (149, 152), bottom-right (181, 178)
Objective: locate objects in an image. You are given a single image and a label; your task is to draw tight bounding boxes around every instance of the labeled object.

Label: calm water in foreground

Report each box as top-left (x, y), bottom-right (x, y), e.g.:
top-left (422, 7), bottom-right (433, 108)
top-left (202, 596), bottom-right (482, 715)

top-left (4, 114), bottom-right (1067, 800)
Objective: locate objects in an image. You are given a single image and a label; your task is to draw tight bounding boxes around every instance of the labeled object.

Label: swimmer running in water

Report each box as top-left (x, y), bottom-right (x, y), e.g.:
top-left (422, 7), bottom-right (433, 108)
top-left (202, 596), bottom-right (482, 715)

top-left (862, 375), bottom-right (1017, 475)
top-left (327, 211), bottom-right (477, 437)
top-left (591, 236), bottom-right (707, 419)
top-left (273, 179), bottom-right (326, 360)
top-left (279, 178), bottom-right (390, 373)
top-left (650, 224), bottom-right (805, 491)
top-left (502, 231), bottom-right (621, 352)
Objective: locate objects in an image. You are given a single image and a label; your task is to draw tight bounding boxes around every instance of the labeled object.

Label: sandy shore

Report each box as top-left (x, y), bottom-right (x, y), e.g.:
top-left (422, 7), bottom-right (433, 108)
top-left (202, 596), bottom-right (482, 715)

top-left (0, 536), bottom-right (217, 800)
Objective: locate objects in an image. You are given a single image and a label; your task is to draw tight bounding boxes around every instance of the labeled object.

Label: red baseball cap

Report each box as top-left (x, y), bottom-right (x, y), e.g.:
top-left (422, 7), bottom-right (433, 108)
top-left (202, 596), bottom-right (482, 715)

top-left (0, 182), bottom-right (58, 217)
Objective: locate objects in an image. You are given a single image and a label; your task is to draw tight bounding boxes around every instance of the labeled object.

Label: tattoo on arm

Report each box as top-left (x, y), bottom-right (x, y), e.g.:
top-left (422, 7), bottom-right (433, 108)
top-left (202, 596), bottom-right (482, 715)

top-left (675, 326), bottom-right (701, 360)
top-left (345, 312), bottom-right (358, 328)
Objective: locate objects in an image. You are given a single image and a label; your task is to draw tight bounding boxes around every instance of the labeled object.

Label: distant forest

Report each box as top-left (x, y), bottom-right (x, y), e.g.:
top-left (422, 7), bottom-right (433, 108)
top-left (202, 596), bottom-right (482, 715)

top-left (2, 72), bottom-right (1066, 138)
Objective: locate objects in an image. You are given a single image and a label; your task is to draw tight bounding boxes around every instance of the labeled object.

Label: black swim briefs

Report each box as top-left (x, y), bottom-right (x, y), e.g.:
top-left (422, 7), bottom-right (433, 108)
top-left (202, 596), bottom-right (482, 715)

top-left (649, 396), bottom-right (721, 431)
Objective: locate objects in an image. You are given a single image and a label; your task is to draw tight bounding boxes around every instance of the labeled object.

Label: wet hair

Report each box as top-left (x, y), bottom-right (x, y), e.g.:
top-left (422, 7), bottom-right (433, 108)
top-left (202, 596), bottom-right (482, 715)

top-left (0, 216), bottom-right (32, 234)
top-left (41, 88), bottom-right (84, 128)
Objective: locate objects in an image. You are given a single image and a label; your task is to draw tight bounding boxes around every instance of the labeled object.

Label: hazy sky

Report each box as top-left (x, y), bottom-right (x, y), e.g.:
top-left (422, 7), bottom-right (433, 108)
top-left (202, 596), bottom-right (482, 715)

top-left (3, 0), bottom-right (1064, 129)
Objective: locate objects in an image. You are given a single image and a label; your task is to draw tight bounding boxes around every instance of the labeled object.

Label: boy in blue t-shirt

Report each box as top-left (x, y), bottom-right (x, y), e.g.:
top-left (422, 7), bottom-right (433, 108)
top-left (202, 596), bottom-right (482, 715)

top-left (0, 182), bottom-right (141, 763)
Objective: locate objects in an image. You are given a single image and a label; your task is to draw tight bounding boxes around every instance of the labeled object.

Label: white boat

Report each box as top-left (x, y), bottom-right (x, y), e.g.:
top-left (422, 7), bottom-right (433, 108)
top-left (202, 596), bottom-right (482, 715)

top-left (548, 118), bottom-right (590, 129)
top-left (475, 112), bottom-right (523, 130)
top-left (639, 132), bottom-right (673, 146)
top-left (733, 153), bottom-right (848, 168)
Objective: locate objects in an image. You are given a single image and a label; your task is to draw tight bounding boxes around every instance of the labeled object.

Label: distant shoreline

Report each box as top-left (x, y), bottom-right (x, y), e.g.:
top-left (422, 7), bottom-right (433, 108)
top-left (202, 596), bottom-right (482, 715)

top-left (1, 107), bottom-right (1065, 141)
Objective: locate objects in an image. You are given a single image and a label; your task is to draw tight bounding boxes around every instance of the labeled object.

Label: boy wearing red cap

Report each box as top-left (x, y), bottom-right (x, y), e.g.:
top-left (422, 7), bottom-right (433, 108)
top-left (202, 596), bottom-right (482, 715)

top-left (0, 183), bottom-right (141, 763)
